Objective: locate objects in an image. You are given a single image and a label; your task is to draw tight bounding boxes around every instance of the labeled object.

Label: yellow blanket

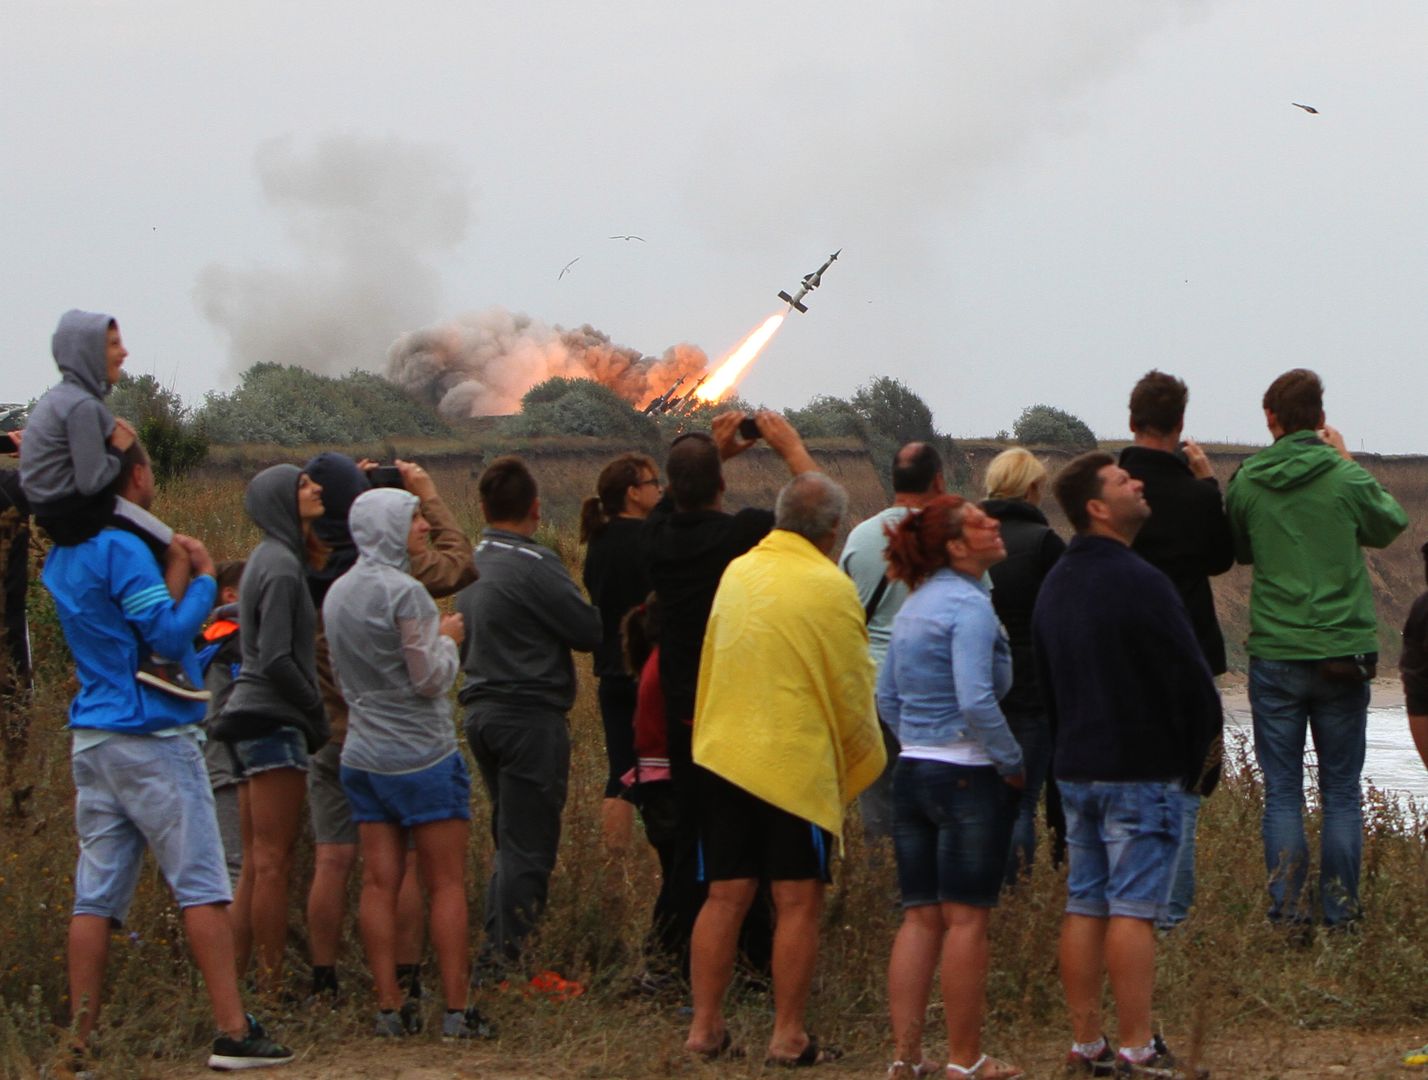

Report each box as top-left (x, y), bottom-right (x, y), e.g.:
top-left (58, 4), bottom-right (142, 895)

top-left (692, 528), bottom-right (884, 838)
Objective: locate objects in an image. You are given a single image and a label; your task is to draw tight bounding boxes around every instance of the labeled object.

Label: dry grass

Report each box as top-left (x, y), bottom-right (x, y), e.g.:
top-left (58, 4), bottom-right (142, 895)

top-left (4, 453), bottom-right (1428, 1076)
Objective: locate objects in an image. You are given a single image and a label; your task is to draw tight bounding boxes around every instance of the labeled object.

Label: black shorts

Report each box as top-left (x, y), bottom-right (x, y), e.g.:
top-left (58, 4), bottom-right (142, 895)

top-left (695, 767), bottom-right (832, 883)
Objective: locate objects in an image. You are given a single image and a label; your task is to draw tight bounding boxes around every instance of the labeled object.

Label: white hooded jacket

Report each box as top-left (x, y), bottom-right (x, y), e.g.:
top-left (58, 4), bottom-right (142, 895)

top-left (323, 488), bottom-right (460, 774)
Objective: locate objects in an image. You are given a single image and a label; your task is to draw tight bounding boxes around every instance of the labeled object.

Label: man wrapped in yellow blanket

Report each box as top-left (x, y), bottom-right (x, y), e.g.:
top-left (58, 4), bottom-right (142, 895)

top-left (685, 472), bottom-right (884, 1067)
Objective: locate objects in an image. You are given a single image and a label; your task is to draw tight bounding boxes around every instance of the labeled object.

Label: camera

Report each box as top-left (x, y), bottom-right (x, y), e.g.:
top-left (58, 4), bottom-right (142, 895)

top-left (367, 465), bottom-right (404, 489)
top-left (738, 417), bottom-right (760, 441)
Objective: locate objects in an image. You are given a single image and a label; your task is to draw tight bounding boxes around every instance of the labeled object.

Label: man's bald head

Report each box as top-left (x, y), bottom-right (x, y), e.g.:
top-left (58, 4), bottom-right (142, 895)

top-left (111, 440), bottom-right (154, 509)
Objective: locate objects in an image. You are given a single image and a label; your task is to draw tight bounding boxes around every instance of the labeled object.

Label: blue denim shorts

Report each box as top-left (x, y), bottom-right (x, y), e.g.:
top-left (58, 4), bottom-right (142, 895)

top-left (231, 727), bottom-right (309, 777)
top-left (1058, 779), bottom-right (1182, 920)
top-left (892, 758), bottom-right (1020, 908)
top-left (341, 752), bottom-right (471, 828)
top-left (72, 733), bottom-right (233, 922)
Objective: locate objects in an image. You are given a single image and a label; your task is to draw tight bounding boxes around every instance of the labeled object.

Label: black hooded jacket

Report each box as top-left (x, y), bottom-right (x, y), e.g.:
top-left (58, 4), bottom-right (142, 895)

top-left (982, 498), bottom-right (1065, 716)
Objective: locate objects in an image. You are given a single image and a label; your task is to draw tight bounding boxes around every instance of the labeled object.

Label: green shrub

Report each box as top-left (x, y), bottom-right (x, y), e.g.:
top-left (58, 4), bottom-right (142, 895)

top-left (1013, 403), bottom-right (1098, 449)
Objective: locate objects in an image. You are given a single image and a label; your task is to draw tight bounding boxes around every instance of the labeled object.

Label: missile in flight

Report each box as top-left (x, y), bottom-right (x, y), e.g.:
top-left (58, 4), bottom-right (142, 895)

top-left (778, 249), bottom-right (841, 313)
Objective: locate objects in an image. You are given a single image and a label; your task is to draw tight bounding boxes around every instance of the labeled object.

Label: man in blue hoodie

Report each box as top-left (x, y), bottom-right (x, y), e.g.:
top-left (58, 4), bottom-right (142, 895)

top-left (44, 441), bottom-right (291, 1072)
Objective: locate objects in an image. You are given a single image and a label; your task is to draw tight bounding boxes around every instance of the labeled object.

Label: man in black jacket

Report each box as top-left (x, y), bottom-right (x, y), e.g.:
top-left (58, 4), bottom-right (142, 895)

top-left (1119, 370), bottom-right (1232, 929)
top-left (1034, 452), bottom-right (1219, 1078)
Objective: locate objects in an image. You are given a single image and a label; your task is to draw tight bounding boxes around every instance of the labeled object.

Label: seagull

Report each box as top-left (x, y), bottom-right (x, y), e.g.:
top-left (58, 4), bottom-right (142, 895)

top-left (558, 257), bottom-right (580, 280)
top-left (608, 234), bottom-right (646, 242)
top-left (1292, 102), bottom-right (1319, 114)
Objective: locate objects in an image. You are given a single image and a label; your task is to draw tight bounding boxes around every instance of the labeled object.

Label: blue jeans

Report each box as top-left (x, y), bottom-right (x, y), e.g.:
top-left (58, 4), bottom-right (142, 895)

top-left (1158, 792), bottom-right (1201, 928)
top-left (1249, 657), bottom-right (1369, 927)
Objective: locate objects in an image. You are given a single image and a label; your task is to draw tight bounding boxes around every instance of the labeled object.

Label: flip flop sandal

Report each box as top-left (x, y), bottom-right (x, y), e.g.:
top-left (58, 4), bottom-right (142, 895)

top-left (694, 1030), bottom-right (745, 1061)
top-left (945, 1055), bottom-right (1023, 1079)
top-left (767, 1034), bottom-right (844, 1068)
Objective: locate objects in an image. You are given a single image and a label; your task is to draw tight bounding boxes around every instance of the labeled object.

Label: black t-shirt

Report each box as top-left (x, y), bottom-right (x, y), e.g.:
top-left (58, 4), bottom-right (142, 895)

top-left (643, 499), bottom-right (774, 727)
top-left (1402, 592), bottom-right (1428, 716)
top-left (583, 516), bottom-right (653, 678)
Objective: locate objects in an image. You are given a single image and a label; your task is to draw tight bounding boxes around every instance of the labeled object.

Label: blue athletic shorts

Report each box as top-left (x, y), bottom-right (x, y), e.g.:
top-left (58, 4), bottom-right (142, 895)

top-left (341, 752), bottom-right (471, 828)
top-left (230, 726), bottom-right (308, 777)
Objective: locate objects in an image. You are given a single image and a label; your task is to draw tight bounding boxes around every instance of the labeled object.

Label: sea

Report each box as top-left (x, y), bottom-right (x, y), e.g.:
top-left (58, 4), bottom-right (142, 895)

top-left (1222, 701), bottom-right (1428, 807)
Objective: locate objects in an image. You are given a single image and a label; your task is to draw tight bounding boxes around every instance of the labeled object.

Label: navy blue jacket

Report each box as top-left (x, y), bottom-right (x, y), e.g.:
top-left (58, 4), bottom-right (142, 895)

top-left (1032, 534), bottom-right (1221, 793)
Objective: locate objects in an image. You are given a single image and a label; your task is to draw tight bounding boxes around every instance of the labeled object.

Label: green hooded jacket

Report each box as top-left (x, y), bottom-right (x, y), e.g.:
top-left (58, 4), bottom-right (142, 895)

top-left (1226, 431), bottom-right (1407, 659)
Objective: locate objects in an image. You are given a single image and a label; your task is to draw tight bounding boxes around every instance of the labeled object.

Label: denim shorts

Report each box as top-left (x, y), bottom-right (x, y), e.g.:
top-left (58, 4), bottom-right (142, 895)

top-left (892, 758), bottom-right (1020, 908)
top-left (1058, 779), bottom-right (1182, 920)
top-left (341, 752), bottom-right (472, 828)
top-left (230, 727), bottom-right (309, 777)
top-left (72, 733), bottom-right (233, 922)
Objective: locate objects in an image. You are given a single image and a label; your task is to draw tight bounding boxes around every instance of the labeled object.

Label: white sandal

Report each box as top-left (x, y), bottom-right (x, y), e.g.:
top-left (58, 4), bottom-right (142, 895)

top-left (945, 1056), bottom-right (1023, 1080)
top-left (887, 1063), bottom-right (938, 1079)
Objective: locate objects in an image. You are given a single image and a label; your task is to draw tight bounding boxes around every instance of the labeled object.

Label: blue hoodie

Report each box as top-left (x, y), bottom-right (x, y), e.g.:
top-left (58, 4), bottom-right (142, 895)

top-left (44, 528), bottom-right (216, 734)
top-left (19, 310), bottom-right (122, 510)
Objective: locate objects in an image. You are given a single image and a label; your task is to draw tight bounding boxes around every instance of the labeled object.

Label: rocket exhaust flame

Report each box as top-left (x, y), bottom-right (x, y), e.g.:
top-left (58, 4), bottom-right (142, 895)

top-left (694, 313), bottom-right (786, 403)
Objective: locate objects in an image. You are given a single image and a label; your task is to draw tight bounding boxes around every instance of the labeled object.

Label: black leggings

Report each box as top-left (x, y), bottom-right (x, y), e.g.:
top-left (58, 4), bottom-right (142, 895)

top-left (597, 675), bottom-right (638, 799)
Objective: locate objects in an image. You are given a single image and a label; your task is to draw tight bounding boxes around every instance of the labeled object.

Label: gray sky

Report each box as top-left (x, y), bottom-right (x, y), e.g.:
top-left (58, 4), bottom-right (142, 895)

top-left (4, 2), bottom-right (1426, 451)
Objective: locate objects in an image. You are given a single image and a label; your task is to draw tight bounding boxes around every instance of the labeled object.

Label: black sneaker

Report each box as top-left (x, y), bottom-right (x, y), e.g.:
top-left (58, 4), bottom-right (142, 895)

top-left (1116, 1035), bottom-right (1208, 1079)
top-left (207, 1014), bottom-right (293, 1070)
top-left (137, 655), bottom-right (212, 702)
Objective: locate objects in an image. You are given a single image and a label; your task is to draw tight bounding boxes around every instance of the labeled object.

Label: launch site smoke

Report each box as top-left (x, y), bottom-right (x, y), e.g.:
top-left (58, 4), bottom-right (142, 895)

top-left (387, 307), bottom-right (709, 419)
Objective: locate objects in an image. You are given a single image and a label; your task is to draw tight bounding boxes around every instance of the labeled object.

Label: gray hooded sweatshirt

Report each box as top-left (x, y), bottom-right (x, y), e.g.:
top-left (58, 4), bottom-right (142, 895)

top-left (216, 464), bottom-right (327, 751)
top-left (324, 488), bottom-right (461, 775)
top-left (20, 310), bottom-right (122, 508)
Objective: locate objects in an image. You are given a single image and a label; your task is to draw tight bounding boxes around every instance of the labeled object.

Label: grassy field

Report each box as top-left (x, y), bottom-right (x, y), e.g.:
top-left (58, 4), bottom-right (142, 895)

top-left (3, 451), bottom-right (1428, 1077)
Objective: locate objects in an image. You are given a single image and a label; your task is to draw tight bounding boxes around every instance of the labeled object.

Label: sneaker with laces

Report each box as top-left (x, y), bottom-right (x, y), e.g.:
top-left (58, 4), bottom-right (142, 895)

top-left (137, 655), bottom-right (212, 701)
top-left (441, 1006), bottom-right (495, 1041)
top-left (1066, 1039), bottom-right (1117, 1075)
top-left (373, 1009), bottom-right (407, 1038)
top-left (1115, 1035), bottom-right (1207, 1079)
top-left (207, 1014), bottom-right (293, 1071)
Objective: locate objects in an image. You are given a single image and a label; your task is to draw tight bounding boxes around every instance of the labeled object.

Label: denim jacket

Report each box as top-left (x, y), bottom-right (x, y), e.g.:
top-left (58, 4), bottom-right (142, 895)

top-left (876, 567), bottom-right (1023, 777)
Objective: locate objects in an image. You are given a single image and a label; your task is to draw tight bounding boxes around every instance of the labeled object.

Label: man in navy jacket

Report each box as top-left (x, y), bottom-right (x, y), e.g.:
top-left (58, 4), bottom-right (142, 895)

top-left (1033, 451), bottom-right (1219, 1078)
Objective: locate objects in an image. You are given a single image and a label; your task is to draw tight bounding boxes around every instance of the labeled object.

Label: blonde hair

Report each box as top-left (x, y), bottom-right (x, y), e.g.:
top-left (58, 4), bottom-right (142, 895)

top-left (984, 447), bottom-right (1047, 500)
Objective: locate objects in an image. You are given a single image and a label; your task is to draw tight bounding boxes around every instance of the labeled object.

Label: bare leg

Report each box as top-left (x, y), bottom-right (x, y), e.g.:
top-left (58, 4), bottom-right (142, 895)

top-left (685, 878), bottom-right (757, 1053)
top-left (67, 914), bottom-right (111, 1043)
top-left (358, 823), bottom-right (406, 1011)
top-left (1104, 916), bottom-right (1156, 1049)
top-left (306, 842), bottom-right (357, 968)
top-left (767, 879), bottom-right (825, 1061)
top-left (1410, 713), bottom-right (1428, 775)
top-left (245, 766), bottom-right (307, 990)
top-left (231, 782), bottom-right (255, 974)
top-left (601, 797), bottom-right (635, 854)
top-left (395, 855), bottom-right (425, 969)
top-left (413, 819), bottom-right (471, 1010)
top-left (1060, 914), bottom-right (1108, 1044)
top-left (941, 902), bottom-right (992, 1069)
top-left (888, 905), bottom-right (944, 1066)
top-left (182, 903), bottom-right (247, 1036)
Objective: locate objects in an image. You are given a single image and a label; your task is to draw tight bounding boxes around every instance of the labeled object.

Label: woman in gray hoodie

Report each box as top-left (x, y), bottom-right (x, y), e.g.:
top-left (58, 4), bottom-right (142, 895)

top-left (216, 464), bottom-right (325, 991)
top-left (322, 487), bottom-right (488, 1039)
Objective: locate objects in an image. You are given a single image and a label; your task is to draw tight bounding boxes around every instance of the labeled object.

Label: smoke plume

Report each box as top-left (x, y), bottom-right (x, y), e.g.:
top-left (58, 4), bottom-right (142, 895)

top-left (195, 134), bottom-right (469, 377)
top-left (387, 307), bottom-right (709, 418)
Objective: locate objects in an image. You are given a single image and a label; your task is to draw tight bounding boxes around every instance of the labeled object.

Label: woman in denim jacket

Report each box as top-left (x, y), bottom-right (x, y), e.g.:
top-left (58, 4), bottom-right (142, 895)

top-left (878, 495), bottom-right (1026, 1080)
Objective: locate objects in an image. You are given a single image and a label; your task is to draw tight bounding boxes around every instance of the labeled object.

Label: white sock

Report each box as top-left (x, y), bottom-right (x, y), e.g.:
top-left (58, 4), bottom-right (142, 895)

top-left (1073, 1036), bottom-right (1107, 1058)
top-left (1118, 1039), bottom-right (1158, 1063)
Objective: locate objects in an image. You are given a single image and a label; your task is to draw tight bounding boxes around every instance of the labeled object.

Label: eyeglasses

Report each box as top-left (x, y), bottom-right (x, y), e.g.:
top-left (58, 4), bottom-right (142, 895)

top-left (635, 478), bottom-right (663, 488)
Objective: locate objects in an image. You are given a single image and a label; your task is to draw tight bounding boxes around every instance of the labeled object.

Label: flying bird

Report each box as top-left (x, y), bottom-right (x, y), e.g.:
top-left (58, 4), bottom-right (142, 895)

top-left (608, 234), bottom-right (646, 242)
top-left (1292, 102), bottom-right (1319, 114)
top-left (557, 257), bottom-right (580, 280)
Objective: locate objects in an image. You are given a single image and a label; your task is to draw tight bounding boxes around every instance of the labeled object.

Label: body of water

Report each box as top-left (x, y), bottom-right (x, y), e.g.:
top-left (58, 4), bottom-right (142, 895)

top-left (1224, 702), bottom-right (1428, 805)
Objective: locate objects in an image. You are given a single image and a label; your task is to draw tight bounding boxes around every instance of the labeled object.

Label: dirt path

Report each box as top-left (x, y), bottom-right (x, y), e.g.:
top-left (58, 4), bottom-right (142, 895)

top-left (150, 1024), bottom-right (1428, 1079)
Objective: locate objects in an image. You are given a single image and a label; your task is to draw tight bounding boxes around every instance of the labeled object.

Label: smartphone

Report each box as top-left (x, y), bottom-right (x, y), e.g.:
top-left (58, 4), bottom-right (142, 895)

top-left (368, 465), bottom-right (404, 489)
top-left (738, 417), bottom-right (760, 440)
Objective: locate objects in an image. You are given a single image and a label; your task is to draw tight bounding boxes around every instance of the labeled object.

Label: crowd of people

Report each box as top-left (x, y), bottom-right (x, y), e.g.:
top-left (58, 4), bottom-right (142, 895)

top-left (9, 309), bottom-right (1424, 1077)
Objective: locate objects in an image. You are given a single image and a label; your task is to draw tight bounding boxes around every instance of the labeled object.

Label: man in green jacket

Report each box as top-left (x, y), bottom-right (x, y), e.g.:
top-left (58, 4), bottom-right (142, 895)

top-left (1226, 369), bottom-right (1407, 931)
